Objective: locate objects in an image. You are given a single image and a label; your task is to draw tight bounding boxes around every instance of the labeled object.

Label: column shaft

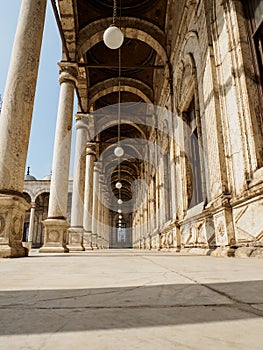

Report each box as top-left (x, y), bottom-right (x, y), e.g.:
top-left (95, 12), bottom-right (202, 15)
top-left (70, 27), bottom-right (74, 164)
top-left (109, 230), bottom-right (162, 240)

top-left (91, 163), bottom-right (100, 249)
top-left (68, 115), bottom-right (88, 251)
top-left (40, 63), bottom-right (77, 253)
top-left (28, 203), bottom-right (36, 244)
top-left (0, 0), bottom-right (47, 192)
top-left (48, 66), bottom-right (77, 219)
top-left (83, 144), bottom-right (96, 250)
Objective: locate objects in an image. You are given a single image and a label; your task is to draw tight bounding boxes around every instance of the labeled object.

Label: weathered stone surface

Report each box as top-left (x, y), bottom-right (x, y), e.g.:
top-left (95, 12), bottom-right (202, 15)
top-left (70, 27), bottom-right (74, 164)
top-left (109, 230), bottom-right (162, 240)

top-left (0, 250), bottom-right (263, 349)
top-left (0, 195), bottom-right (30, 258)
top-left (39, 218), bottom-right (69, 253)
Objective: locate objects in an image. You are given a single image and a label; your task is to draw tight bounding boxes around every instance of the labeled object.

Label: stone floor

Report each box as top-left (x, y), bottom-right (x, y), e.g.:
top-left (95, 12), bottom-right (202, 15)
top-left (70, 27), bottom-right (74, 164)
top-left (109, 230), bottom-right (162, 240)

top-left (0, 249), bottom-right (263, 350)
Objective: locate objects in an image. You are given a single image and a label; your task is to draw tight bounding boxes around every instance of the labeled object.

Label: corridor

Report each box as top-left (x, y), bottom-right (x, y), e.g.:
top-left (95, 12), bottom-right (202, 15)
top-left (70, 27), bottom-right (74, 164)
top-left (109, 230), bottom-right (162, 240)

top-left (0, 250), bottom-right (262, 349)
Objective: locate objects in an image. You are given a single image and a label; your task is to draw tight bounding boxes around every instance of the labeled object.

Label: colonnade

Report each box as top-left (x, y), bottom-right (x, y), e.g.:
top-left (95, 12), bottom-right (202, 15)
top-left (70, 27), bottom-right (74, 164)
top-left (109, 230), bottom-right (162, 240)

top-left (0, 0), bottom-right (111, 257)
top-left (1, 0), bottom-right (262, 258)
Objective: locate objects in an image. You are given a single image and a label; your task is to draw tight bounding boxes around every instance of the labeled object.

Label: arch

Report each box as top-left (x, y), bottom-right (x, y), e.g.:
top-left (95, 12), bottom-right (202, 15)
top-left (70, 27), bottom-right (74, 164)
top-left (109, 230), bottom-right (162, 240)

top-left (22, 191), bottom-right (32, 204)
top-left (89, 78), bottom-right (153, 106)
top-left (95, 117), bottom-right (149, 140)
top-left (77, 17), bottom-right (167, 63)
top-left (90, 86), bottom-right (152, 106)
top-left (32, 188), bottom-right (51, 203)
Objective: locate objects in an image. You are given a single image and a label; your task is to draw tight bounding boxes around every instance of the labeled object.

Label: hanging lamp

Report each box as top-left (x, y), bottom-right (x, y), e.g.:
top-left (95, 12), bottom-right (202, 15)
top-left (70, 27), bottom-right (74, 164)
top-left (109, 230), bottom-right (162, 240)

top-left (116, 181), bottom-right (122, 189)
top-left (103, 0), bottom-right (124, 50)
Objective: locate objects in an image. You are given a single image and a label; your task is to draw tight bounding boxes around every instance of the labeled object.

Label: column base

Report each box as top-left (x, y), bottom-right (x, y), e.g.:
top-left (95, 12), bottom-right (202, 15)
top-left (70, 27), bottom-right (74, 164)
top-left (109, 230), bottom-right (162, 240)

top-left (0, 244), bottom-right (27, 258)
top-left (39, 218), bottom-right (69, 253)
top-left (0, 194), bottom-right (30, 258)
top-left (67, 227), bottom-right (84, 251)
top-left (97, 235), bottom-right (102, 249)
top-left (83, 231), bottom-right (93, 250)
top-left (92, 234), bottom-right (98, 249)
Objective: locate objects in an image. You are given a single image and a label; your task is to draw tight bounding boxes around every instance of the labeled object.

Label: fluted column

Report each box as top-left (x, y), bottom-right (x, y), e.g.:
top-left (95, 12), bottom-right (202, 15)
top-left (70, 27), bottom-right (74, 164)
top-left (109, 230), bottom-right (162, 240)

top-left (91, 162), bottom-right (101, 249)
top-left (40, 63), bottom-right (77, 253)
top-left (67, 114), bottom-right (88, 251)
top-left (83, 143), bottom-right (96, 250)
top-left (0, 0), bottom-right (47, 258)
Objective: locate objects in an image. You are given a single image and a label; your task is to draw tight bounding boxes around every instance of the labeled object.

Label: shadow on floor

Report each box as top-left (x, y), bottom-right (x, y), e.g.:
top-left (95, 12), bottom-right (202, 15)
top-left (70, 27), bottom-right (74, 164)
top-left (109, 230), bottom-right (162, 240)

top-left (1, 280), bottom-right (263, 335)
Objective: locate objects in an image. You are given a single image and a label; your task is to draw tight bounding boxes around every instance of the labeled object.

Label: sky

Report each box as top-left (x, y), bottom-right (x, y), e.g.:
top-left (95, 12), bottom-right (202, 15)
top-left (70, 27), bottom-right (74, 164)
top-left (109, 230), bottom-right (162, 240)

top-left (0, 1), bottom-right (76, 179)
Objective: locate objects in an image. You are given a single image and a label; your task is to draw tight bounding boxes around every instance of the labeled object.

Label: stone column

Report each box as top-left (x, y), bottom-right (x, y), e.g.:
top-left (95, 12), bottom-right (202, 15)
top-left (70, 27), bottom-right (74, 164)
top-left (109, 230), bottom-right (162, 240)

top-left (83, 143), bottom-right (96, 250)
top-left (100, 183), bottom-right (107, 249)
top-left (67, 115), bottom-right (88, 251)
top-left (40, 63), bottom-right (77, 253)
top-left (0, 0), bottom-right (47, 258)
top-left (27, 202), bottom-right (36, 246)
top-left (96, 178), bottom-right (102, 249)
top-left (91, 162), bottom-right (101, 249)
top-left (104, 192), bottom-right (110, 249)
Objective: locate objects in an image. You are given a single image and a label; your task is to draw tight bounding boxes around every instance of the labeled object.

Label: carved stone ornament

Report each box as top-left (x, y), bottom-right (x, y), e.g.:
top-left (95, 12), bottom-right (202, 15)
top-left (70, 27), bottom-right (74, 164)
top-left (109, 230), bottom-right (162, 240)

top-left (12, 216), bottom-right (21, 237)
top-left (0, 216), bottom-right (5, 236)
top-left (48, 230), bottom-right (59, 242)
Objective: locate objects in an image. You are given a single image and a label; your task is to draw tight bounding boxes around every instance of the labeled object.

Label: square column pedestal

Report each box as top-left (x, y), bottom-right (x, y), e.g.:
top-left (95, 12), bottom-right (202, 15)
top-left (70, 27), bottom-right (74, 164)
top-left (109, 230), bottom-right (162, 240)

top-left (212, 208), bottom-right (236, 257)
top-left (92, 234), bottom-right (98, 249)
top-left (83, 231), bottom-right (93, 250)
top-left (67, 227), bottom-right (84, 251)
top-left (0, 195), bottom-right (30, 258)
top-left (39, 218), bottom-right (69, 253)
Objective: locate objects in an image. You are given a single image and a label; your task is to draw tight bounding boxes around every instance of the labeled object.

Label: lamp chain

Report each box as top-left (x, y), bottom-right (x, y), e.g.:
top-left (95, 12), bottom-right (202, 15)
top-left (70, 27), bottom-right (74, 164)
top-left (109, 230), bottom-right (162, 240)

top-left (113, 0), bottom-right (117, 25)
top-left (118, 46), bottom-right (121, 186)
top-left (118, 24), bottom-right (122, 199)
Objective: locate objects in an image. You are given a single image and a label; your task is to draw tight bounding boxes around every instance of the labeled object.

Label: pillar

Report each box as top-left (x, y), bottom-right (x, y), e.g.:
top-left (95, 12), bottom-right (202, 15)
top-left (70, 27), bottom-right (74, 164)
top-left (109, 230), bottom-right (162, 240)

top-left (0, 0), bottom-right (47, 258)
top-left (83, 143), bottom-right (96, 250)
top-left (97, 175), bottom-right (106, 249)
top-left (27, 202), bottom-right (36, 246)
top-left (40, 63), bottom-right (77, 253)
top-left (91, 162), bottom-right (101, 249)
top-left (67, 115), bottom-right (88, 251)
top-left (104, 192), bottom-right (110, 249)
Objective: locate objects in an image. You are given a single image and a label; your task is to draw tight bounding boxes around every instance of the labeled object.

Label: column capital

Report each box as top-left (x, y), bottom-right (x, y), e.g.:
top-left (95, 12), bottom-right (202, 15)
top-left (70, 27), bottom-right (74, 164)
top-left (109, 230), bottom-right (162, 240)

top-left (58, 62), bottom-right (78, 85)
top-left (75, 114), bottom-right (89, 130)
top-left (86, 142), bottom-right (97, 156)
top-left (75, 113), bottom-right (87, 122)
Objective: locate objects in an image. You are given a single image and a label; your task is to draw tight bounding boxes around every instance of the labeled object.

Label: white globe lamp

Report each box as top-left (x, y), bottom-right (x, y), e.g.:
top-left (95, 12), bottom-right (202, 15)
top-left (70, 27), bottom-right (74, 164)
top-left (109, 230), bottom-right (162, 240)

top-left (116, 181), bottom-right (122, 189)
top-left (103, 26), bottom-right (124, 50)
top-left (117, 199), bottom-right (123, 205)
top-left (118, 209), bottom-right (122, 213)
top-left (114, 146), bottom-right (124, 157)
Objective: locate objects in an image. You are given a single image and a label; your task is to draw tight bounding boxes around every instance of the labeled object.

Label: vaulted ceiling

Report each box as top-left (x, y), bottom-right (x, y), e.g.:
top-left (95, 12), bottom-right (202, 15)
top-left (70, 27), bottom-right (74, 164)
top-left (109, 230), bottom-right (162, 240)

top-left (57, 0), bottom-right (173, 204)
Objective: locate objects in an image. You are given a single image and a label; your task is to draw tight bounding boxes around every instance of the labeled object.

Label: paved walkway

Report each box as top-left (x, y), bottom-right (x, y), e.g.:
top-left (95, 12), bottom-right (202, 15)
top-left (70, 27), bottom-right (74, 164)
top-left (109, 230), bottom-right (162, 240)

top-left (0, 249), bottom-right (263, 350)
